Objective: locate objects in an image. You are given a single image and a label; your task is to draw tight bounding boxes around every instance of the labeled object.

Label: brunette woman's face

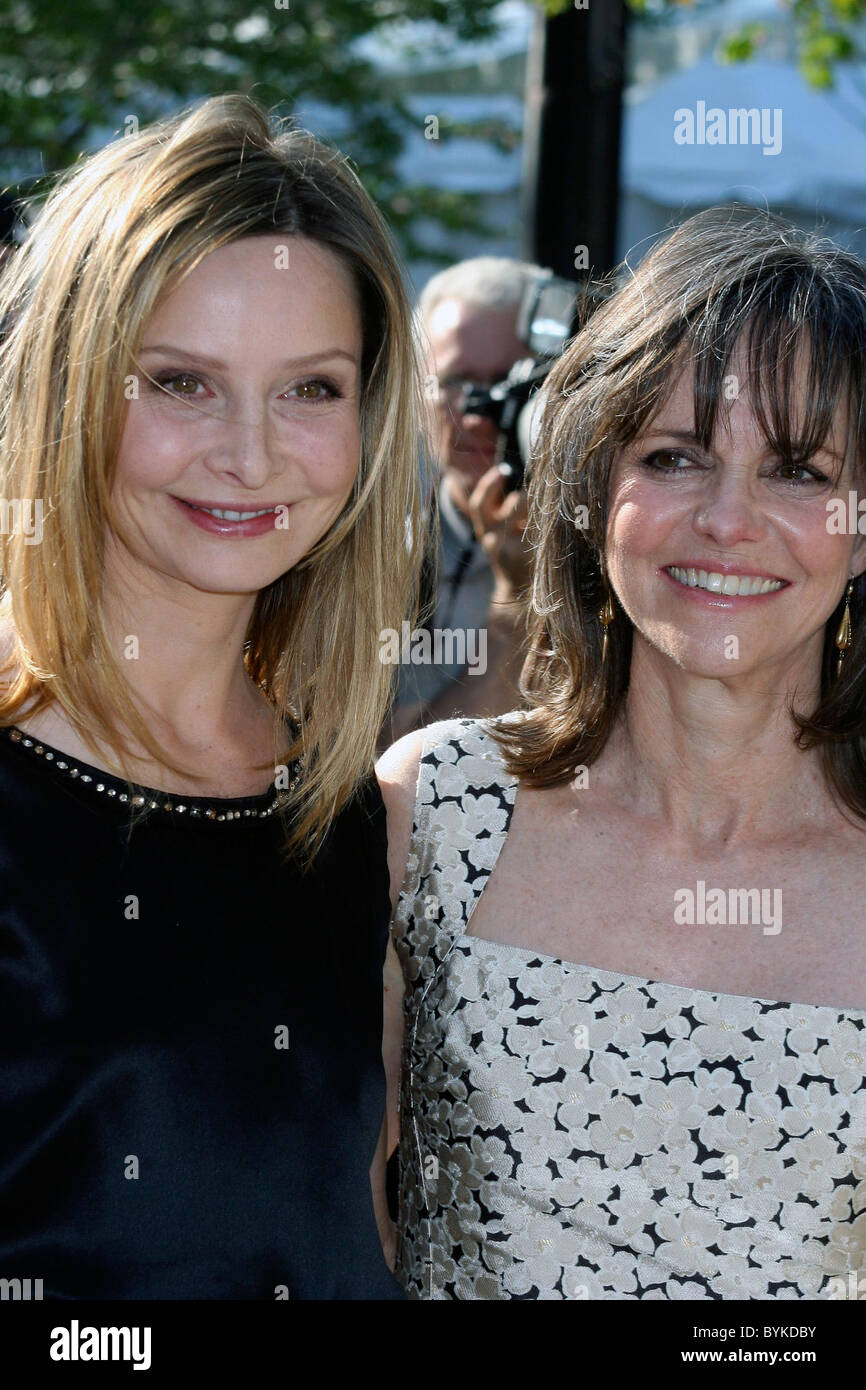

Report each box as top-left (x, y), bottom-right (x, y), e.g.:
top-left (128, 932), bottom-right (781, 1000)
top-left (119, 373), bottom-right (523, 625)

top-left (108, 235), bottom-right (363, 598)
top-left (605, 351), bottom-right (866, 683)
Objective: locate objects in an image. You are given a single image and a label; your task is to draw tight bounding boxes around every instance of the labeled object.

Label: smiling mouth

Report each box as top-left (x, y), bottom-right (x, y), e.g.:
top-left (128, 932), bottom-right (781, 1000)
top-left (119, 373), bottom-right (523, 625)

top-left (666, 566), bottom-right (787, 596)
top-left (179, 501), bottom-right (279, 522)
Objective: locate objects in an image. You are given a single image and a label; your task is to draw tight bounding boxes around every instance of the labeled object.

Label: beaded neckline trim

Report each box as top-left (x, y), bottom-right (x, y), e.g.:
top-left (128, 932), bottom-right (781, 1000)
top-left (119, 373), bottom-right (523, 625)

top-left (3, 726), bottom-right (300, 821)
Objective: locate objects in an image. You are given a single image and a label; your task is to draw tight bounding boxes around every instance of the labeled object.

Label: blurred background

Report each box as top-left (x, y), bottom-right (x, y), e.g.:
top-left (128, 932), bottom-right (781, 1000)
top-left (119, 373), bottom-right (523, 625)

top-left (3, 0), bottom-right (866, 299)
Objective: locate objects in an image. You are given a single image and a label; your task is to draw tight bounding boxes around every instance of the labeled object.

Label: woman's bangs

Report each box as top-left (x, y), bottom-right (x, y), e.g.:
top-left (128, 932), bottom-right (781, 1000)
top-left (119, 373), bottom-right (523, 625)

top-left (690, 286), bottom-right (858, 480)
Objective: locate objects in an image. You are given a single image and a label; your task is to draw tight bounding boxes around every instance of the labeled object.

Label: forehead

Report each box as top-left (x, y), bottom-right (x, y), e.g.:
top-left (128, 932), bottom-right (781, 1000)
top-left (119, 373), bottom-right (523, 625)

top-left (645, 342), bottom-right (852, 454)
top-left (150, 235), bottom-right (361, 325)
top-left (425, 296), bottom-right (523, 375)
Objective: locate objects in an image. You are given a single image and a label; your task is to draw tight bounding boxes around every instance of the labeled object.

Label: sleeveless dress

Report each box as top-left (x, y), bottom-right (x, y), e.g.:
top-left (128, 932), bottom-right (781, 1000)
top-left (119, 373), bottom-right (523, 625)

top-left (392, 717), bottom-right (866, 1300)
top-left (0, 724), bottom-right (402, 1300)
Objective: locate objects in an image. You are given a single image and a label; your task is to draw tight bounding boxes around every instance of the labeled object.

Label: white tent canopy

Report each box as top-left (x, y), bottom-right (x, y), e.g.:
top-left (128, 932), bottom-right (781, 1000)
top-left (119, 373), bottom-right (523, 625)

top-left (620, 56), bottom-right (866, 256)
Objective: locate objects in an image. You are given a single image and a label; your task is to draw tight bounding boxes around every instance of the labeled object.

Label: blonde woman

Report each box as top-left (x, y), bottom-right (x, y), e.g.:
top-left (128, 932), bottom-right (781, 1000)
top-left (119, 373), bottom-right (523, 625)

top-left (379, 206), bottom-right (866, 1299)
top-left (0, 95), bottom-right (423, 1299)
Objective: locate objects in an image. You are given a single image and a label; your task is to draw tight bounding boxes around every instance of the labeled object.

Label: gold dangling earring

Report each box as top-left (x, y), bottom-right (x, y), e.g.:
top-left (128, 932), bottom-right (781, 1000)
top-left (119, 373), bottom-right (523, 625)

top-left (835, 579), bottom-right (855, 678)
top-left (598, 589), bottom-right (615, 665)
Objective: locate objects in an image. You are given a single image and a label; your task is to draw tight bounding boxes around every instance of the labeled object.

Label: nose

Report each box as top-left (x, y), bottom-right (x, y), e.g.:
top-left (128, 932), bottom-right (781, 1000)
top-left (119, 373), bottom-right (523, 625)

top-left (207, 403), bottom-right (282, 489)
top-left (692, 467), bottom-right (768, 547)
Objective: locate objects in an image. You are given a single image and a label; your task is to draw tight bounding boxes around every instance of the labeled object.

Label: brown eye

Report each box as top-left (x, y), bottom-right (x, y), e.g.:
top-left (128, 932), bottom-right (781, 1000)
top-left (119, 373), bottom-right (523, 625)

top-left (773, 461), bottom-right (830, 486)
top-left (642, 449), bottom-right (691, 472)
top-left (162, 374), bottom-right (200, 396)
top-left (286, 378), bottom-right (340, 402)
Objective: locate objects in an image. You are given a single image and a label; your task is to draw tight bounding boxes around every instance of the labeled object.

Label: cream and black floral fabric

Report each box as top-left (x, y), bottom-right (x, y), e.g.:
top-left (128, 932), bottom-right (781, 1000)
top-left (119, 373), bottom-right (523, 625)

top-left (392, 717), bottom-right (866, 1300)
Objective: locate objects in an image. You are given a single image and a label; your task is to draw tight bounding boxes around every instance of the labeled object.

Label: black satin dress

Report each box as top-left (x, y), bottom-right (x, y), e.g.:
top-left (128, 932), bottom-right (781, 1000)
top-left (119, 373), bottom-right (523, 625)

top-left (0, 725), bottom-right (402, 1300)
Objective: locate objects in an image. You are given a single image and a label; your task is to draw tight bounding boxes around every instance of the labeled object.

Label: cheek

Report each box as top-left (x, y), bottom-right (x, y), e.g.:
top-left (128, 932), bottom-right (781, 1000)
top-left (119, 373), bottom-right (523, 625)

top-left (606, 479), bottom-right (680, 559)
top-left (303, 420), bottom-right (361, 499)
top-left (778, 507), bottom-right (846, 575)
top-left (112, 409), bottom-right (182, 489)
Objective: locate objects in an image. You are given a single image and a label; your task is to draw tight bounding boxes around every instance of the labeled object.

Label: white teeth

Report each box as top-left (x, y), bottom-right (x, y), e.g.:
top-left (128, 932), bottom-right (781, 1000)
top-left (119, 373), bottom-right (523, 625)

top-left (197, 507), bottom-right (275, 521)
top-left (667, 566), bottom-right (784, 596)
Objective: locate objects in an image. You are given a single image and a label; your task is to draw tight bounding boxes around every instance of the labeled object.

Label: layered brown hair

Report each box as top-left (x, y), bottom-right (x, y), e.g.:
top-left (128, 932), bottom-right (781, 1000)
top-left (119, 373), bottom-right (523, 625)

top-left (492, 204), bottom-right (866, 822)
top-left (0, 94), bottom-right (426, 862)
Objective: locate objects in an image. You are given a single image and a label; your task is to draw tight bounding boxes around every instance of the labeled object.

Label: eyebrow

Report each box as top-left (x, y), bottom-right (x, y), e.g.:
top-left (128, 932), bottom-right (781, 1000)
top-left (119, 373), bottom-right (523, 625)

top-left (138, 345), bottom-right (360, 369)
top-left (642, 427), bottom-right (845, 462)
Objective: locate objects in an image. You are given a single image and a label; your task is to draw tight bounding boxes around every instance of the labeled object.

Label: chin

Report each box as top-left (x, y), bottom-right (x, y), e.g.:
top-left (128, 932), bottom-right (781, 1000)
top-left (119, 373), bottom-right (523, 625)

top-left (641, 630), bottom-right (733, 675)
top-left (671, 649), bottom-right (756, 678)
top-left (166, 561), bottom-right (291, 595)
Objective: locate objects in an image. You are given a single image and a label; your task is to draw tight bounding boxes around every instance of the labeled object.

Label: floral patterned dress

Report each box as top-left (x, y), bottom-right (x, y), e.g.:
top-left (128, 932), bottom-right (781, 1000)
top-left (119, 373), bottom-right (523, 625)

top-left (392, 717), bottom-right (866, 1300)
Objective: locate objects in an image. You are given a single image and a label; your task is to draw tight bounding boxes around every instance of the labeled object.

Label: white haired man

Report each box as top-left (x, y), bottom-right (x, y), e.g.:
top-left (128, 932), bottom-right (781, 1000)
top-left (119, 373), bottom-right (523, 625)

top-left (389, 256), bottom-right (540, 738)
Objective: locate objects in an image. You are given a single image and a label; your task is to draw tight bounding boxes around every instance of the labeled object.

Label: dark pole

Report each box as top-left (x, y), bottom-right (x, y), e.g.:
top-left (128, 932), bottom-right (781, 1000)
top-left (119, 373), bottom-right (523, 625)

top-left (521, 0), bottom-right (628, 281)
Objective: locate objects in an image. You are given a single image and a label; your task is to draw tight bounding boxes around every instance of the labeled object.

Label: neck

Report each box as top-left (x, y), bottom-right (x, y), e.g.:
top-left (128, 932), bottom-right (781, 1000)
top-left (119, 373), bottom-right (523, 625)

top-left (602, 634), bottom-right (833, 851)
top-left (101, 557), bottom-right (268, 753)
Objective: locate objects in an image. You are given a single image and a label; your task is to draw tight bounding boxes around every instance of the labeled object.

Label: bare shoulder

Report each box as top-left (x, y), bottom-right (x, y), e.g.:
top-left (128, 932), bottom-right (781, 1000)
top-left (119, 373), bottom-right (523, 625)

top-left (375, 718), bottom-right (459, 913)
top-left (376, 724), bottom-right (428, 914)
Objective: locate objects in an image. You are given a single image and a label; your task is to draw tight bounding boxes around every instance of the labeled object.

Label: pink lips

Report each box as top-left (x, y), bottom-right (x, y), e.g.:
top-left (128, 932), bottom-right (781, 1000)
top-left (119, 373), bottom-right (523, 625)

top-left (172, 496), bottom-right (289, 538)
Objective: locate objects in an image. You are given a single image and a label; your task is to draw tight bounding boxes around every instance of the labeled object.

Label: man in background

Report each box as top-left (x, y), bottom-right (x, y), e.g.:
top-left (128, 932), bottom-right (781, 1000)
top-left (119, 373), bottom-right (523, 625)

top-left (389, 256), bottom-right (541, 739)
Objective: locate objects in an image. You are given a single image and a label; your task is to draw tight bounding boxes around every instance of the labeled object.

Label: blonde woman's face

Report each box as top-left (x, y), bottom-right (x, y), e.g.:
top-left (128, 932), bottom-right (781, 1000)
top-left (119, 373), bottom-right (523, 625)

top-left (604, 352), bottom-right (866, 684)
top-left (108, 234), bottom-right (363, 598)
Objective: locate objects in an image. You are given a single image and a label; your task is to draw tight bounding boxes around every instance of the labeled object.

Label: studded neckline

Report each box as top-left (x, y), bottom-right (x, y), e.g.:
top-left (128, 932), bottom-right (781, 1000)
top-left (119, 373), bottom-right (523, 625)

top-left (1, 725), bottom-right (300, 822)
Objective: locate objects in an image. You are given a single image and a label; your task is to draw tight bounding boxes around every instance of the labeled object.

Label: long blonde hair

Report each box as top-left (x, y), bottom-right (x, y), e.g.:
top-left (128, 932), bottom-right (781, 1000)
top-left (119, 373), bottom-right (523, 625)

top-left (0, 94), bottom-right (426, 863)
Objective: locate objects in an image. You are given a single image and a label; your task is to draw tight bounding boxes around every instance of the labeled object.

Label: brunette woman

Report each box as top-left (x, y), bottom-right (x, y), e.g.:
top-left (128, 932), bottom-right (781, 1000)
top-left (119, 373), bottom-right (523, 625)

top-left (380, 205), bottom-right (866, 1299)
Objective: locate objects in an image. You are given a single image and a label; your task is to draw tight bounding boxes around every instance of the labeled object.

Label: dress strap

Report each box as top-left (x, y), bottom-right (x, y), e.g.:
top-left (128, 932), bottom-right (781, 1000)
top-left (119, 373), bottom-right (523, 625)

top-left (392, 716), bottom-right (519, 992)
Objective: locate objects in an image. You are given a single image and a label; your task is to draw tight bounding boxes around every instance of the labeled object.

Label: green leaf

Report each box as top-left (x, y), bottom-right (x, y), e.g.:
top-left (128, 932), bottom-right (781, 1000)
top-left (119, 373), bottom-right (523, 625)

top-left (829, 0), bottom-right (866, 22)
top-left (799, 57), bottom-right (835, 88)
top-left (0, 0), bottom-right (508, 260)
top-left (719, 35), bottom-right (757, 63)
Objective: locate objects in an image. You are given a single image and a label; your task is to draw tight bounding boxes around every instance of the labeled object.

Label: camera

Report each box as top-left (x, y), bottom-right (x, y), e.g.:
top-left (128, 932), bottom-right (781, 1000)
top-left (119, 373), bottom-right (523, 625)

top-left (458, 271), bottom-right (581, 494)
